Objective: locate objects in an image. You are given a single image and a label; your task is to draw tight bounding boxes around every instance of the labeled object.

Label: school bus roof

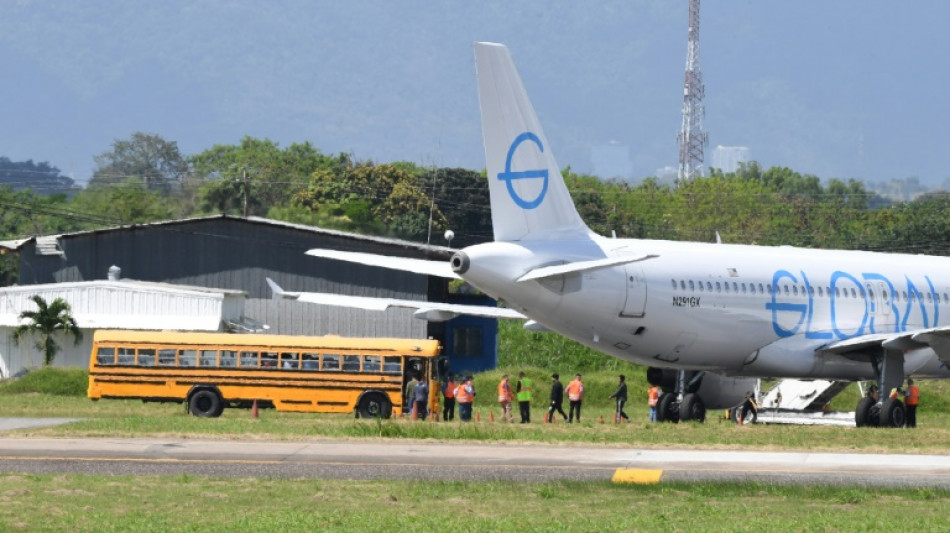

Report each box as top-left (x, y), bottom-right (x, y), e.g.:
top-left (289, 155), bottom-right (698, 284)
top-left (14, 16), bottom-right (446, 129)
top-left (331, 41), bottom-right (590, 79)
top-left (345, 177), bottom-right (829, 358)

top-left (91, 329), bottom-right (441, 354)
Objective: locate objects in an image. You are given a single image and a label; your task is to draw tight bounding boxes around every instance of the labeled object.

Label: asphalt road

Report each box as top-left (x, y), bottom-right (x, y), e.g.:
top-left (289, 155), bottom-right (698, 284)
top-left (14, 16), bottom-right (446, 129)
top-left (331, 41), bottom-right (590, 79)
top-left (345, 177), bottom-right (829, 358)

top-left (1, 434), bottom-right (949, 487)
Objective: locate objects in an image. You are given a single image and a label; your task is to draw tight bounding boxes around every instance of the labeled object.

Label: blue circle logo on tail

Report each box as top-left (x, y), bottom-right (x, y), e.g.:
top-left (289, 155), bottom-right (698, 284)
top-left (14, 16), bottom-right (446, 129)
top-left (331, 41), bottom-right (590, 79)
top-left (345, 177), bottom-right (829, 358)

top-left (498, 132), bottom-right (549, 209)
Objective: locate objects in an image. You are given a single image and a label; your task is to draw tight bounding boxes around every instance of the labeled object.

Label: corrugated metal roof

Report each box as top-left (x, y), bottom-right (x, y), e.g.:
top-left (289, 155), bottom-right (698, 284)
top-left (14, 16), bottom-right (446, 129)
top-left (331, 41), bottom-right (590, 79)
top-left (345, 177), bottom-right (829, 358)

top-left (0, 215), bottom-right (455, 258)
top-left (0, 279), bottom-right (245, 330)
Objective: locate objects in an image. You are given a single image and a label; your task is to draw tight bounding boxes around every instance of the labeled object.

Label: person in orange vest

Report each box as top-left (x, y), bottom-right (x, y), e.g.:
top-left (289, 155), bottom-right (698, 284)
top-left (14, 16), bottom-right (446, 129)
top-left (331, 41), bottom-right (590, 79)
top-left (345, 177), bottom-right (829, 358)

top-left (903, 378), bottom-right (920, 428)
top-left (442, 374), bottom-right (457, 421)
top-left (647, 385), bottom-right (660, 422)
top-left (455, 376), bottom-right (475, 422)
top-left (497, 374), bottom-right (514, 422)
top-left (565, 374), bottom-right (584, 423)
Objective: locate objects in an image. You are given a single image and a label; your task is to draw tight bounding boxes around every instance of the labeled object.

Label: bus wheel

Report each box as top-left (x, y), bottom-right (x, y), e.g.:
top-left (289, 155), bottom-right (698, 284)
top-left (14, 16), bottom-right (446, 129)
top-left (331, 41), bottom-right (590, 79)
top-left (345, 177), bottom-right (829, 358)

top-left (189, 389), bottom-right (223, 418)
top-left (359, 392), bottom-right (391, 419)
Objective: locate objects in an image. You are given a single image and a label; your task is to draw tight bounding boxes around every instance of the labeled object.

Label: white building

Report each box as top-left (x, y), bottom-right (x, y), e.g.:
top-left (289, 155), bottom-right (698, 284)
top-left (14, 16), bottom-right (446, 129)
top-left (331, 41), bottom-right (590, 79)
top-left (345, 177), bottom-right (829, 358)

top-left (0, 275), bottom-right (249, 378)
top-left (711, 146), bottom-right (750, 174)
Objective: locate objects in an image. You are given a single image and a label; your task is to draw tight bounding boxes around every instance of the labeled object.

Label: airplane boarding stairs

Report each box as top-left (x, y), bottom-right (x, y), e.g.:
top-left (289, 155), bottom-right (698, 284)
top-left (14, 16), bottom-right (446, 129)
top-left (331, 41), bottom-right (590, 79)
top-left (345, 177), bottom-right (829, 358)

top-left (754, 379), bottom-right (856, 426)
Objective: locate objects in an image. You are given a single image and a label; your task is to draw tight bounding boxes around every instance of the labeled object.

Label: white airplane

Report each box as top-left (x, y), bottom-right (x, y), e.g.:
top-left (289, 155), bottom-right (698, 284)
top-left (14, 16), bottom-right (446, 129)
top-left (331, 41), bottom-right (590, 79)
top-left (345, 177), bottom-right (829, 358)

top-left (272, 42), bottom-right (950, 428)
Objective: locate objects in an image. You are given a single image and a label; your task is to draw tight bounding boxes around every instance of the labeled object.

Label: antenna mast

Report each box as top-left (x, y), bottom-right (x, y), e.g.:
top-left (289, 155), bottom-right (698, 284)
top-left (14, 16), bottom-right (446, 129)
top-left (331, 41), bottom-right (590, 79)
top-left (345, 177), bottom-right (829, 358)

top-left (677, 0), bottom-right (708, 182)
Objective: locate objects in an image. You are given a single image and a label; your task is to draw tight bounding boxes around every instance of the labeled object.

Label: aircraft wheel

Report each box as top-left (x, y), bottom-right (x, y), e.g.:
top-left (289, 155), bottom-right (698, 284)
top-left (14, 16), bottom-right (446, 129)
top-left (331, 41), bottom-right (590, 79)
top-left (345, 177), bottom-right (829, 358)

top-left (879, 398), bottom-right (905, 428)
top-left (679, 393), bottom-right (706, 423)
top-left (854, 397), bottom-right (876, 427)
top-left (655, 393), bottom-right (679, 423)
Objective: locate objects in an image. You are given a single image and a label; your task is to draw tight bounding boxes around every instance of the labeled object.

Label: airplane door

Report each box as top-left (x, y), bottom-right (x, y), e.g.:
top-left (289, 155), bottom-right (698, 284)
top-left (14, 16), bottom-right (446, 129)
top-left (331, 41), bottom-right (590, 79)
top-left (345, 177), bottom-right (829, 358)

top-left (620, 263), bottom-right (647, 317)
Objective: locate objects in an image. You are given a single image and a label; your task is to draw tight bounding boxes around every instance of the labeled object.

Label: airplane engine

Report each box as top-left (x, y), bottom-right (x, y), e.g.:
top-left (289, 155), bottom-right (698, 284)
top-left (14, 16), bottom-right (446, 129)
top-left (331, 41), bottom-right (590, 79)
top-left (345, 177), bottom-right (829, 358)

top-left (647, 367), bottom-right (756, 413)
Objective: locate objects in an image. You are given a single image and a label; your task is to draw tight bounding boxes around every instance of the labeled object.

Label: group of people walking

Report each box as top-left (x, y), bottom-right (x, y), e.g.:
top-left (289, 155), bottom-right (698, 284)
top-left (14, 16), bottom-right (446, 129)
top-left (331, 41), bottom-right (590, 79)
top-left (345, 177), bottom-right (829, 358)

top-left (419, 372), bottom-right (663, 424)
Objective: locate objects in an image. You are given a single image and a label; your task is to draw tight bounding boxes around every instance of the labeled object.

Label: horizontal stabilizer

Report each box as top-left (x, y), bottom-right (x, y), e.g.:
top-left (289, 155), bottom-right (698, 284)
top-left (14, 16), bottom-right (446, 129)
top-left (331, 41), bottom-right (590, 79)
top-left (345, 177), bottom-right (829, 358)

top-left (268, 282), bottom-right (524, 323)
top-left (516, 254), bottom-right (657, 283)
top-left (305, 249), bottom-right (459, 279)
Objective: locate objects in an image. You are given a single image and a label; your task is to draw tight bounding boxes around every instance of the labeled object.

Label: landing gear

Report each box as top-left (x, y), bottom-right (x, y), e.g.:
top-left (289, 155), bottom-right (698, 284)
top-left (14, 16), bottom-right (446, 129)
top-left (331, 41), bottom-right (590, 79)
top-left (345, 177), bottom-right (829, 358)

top-left (679, 393), bottom-right (706, 423)
top-left (855, 347), bottom-right (907, 429)
top-left (880, 397), bottom-right (905, 428)
top-left (655, 393), bottom-right (679, 423)
top-left (854, 395), bottom-right (879, 427)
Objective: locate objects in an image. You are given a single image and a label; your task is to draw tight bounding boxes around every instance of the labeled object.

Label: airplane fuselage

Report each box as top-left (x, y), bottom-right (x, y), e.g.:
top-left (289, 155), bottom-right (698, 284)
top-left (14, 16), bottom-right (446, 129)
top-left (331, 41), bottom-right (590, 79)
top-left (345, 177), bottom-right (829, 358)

top-left (456, 236), bottom-right (950, 381)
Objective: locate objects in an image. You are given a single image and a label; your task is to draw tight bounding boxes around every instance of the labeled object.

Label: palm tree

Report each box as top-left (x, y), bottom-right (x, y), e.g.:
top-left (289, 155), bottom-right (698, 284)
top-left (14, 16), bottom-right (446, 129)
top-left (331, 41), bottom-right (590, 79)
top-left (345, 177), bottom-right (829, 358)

top-left (11, 295), bottom-right (83, 367)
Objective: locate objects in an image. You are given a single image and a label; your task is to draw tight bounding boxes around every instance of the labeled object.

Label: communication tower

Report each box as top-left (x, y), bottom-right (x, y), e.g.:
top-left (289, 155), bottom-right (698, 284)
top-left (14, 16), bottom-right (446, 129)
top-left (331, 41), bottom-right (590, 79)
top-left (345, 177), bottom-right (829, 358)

top-left (677, 0), bottom-right (708, 182)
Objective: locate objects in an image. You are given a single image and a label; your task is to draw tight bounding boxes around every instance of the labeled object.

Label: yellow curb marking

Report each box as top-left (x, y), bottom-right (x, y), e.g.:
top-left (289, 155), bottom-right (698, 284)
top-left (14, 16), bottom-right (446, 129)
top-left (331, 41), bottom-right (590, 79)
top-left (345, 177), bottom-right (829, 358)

top-left (612, 468), bottom-right (663, 484)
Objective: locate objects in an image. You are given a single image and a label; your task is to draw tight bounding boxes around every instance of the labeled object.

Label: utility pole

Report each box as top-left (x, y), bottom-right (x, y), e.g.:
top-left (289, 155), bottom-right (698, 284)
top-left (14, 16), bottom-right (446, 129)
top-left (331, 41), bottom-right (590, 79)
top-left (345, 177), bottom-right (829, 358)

top-left (242, 167), bottom-right (249, 218)
top-left (677, 0), bottom-right (708, 183)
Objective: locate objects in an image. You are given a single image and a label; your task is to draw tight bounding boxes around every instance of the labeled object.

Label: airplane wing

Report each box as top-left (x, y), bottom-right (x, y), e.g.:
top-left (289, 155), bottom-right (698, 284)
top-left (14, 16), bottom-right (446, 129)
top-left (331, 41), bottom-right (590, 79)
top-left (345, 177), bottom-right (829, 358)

top-left (516, 254), bottom-right (658, 282)
top-left (818, 327), bottom-right (950, 366)
top-left (305, 249), bottom-right (460, 279)
top-left (266, 278), bottom-right (524, 322)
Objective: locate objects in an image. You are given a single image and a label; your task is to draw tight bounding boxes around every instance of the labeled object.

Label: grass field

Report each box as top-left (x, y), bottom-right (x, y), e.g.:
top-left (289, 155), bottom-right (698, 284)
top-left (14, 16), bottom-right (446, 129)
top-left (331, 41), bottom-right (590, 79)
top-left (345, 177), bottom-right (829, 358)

top-left (3, 368), bottom-right (950, 453)
top-left (4, 368), bottom-right (950, 531)
top-left (1, 475), bottom-right (948, 533)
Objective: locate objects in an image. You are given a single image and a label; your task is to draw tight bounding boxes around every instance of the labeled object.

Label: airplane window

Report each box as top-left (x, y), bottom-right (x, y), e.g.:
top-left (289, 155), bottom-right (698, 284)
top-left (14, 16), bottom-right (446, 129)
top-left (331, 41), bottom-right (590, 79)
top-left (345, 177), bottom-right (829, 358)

top-left (698, 281), bottom-right (704, 292)
top-left (927, 293), bottom-right (933, 303)
top-left (784, 285), bottom-right (790, 295)
top-left (733, 282), bottom-right (739, 292)
top-left (851, 288), bottom-right (857, 298)
top-left (835, 287), bottom-right (840, 297)
top-left (808, 286), bottom-right (814, 296)
top-left (883, 290), bottom-right (888, 300)
top-left (715, 281), bottom-right (721, 292)
top-left (671, 279), bottom-right (677, 289)
top-left (944, 293), bottom-right (948, 302)
top-left (680, 280), bottom-right (686, 290)
top-left (724, 282), bottom-right (730, 293)
top-left (742, 283), bottom-right (747, 293)
top-left (902, 291), bottom-right (908, 301)
top-left (707, 282), bottom-right (713, 292)
top-left (792, 286), bottom-right (798, 296)
top-left (758, 283), bottom-right (765, 294)
top-left (689, 280), bottom-right (695, 290)
top-left (749, 284), bottom-right (756, 295)
top-left (867, 288), bottom-right (874, 298)
top-left (766, 284), bottom-right (772, 294)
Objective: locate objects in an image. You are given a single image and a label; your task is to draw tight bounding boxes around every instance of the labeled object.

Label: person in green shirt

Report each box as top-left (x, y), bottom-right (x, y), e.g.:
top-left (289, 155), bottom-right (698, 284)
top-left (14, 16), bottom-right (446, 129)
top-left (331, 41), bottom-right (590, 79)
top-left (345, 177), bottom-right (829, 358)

top-left (516, 371), bottom-right (533, 423)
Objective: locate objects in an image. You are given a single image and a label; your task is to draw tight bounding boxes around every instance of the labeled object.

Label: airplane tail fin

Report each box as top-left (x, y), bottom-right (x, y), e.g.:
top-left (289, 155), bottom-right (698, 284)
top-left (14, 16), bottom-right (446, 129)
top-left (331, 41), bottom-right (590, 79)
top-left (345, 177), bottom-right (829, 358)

top-left (475, 42), bottom-right (592, 243)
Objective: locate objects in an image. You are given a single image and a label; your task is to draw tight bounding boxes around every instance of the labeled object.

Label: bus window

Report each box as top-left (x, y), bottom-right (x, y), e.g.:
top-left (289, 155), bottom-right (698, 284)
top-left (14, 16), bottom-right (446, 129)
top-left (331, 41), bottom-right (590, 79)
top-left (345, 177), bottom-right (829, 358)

top-left (261, 352), bottom-right (278, 369)
top-left (138, 348), bottom-right (156, 366)
top-left (96, 347), bottom-right (116, 365)
top-left (117, 348), bottom-right (135, 365)
top-left (281, 352), bottom-right (299, 369)
top-left (179, 349), bottom-right (197, 367)
top-left (220, 350), bottom-right (237, 367)
top-left (363, 355), bottom-right (381, 372)
top-left (342, 355), bottom-right (361, 372)
top-left (383, 356), bottom-right (401, 374)
top-left (301, 353), bottom-right (318, 370)
top-left (199, 350), bottom-right (217, 367)
top-left (322, 354), bottom-right (340, 371)
top-left (240, 351), bottom-right (259, 368)
top-left (158, 349), bottom-right (176, 366)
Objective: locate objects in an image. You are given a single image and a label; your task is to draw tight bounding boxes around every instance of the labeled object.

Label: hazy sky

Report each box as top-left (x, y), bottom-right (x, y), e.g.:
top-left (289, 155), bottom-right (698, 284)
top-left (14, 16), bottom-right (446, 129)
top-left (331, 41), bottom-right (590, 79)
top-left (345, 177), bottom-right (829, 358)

top-left (2, 1), bottom-right (948, 185)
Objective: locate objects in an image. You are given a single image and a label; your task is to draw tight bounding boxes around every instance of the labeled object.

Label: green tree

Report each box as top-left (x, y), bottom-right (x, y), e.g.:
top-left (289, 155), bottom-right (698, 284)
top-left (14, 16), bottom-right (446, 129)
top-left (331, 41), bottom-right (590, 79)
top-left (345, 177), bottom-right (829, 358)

top-left (90, 132), bottom-right (189, 194)
top-left (11, 295), bottom-right (83, 367)
top-left (191, 137), bottom-right (342, 216)
top-left (69, 178), bottom-right (173, 225)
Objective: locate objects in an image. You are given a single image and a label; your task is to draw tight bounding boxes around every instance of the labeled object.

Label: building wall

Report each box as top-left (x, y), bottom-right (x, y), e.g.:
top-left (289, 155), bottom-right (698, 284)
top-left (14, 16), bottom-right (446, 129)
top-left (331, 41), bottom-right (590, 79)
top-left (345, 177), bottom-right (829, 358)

top-left (17, 217), bottom-right (432, 301)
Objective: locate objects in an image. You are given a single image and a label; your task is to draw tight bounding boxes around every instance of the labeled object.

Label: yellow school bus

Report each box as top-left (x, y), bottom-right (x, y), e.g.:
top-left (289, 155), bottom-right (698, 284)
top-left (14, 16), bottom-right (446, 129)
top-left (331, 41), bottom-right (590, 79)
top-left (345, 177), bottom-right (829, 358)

top-left (88, 329), bottom-right (443, 418)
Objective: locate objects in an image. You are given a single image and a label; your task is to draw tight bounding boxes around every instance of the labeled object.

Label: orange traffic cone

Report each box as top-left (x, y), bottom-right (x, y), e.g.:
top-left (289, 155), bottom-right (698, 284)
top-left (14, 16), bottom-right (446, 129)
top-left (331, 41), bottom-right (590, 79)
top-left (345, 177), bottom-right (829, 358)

top-left (490, 410), bottom-right (495, 423)
top-left (411, 403), bottom-right (418, 421)
top-left (251, 399), bottom-right (259, 419)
